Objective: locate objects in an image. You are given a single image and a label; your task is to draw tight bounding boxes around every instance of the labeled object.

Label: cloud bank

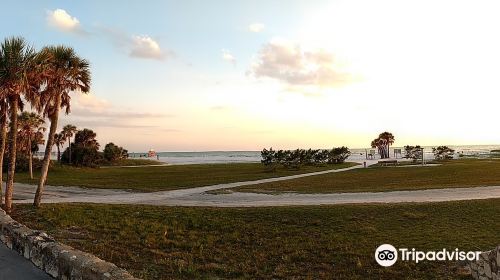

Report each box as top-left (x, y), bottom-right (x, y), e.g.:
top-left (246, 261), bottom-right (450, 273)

top-left (67, 94), bottom-right (172, 129)
top-left (249, 39), bottom-right (353, 88)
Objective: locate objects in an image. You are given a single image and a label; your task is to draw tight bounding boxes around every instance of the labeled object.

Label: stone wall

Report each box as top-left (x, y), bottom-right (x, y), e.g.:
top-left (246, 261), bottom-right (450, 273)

top-left (468, 246), bottom-right (500, 280)
top-left (0, 209), bottom-right (140, 280)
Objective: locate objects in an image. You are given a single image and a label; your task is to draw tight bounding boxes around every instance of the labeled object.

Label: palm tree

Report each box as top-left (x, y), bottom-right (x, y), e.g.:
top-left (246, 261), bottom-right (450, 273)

top-left (0, 37), bottom-right (40, 213)
top-left (53, 133), bottom-right (65, 163)
top-left (34, 46), bottom-right (91, 207)
top-left (18, 112), bottom-right (45, 179)
top-left (62, 124), bottom-right (77, 163)
top-left (0, 99), bottom-right (7, 206)
top-left (370, 132), bottom-right (395, 159)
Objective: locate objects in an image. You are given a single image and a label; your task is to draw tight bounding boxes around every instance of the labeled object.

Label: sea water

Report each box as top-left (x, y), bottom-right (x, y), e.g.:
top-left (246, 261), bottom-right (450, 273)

top-left (130, 145), bottom-right (500, 165)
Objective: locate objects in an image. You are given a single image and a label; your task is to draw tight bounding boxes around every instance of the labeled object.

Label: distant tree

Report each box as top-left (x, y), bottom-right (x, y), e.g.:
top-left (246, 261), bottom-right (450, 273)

top-left (260, 148), bottom-right (278, 171)
top-left (327, 147), bottom-right (351, 164)
top-left (17, 112), bottom-right (45, 179)
top-left (103, 142), bottom-right (128, 162)
top-left (61, 129), bottom-right (102, 167)
top-left (371, 132), bottom-right (395, 159)
top-left (313, 149), bottom-right (329, 165)
top-left (403, 145), bottom-right (423, 161)
top-left (260, 147), bottom-right (351, 171)
top-left (62, 124), bottom-right (77, 163)
top-left (433, 146), bottom-right (455, 160)
top-left (53, 133), bottom-right (65, 163)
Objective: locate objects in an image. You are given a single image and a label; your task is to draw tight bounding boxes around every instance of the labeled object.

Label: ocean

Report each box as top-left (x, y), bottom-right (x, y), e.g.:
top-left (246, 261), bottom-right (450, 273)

top-left (130, 145), bottom-right (500, 165)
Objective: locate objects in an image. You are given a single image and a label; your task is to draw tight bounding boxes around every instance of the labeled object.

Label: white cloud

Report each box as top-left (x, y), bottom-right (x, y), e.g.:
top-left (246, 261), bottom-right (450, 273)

top-left (249, 38), bottom-right (353, 88)
top-left (98, 26), bottom-right (173, 61)
top-left (248, 23), bottom-right (265, 33)
top-left (130, 35), bottom-right (167, 60)
top-left (46, 9), bottom-right (85, 34)
top-left (222, 49), bottom-right (236, 65)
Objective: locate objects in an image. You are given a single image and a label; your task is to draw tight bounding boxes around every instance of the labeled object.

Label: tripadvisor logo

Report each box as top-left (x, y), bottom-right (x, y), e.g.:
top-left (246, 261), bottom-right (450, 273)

top-left (375, 244), bottom-right (481, 267)
top-left (375, 244), bottom-right (398, 267)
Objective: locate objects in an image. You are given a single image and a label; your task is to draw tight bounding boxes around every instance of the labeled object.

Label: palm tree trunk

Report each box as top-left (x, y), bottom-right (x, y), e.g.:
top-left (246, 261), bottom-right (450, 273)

top-left (0, 107), bottom-right (7, 206)
top-left (28, 136), bottom-right (33, 179)
top-left (56, 144), bottom-right (61, 163)
top-left (68, 137), bottom-right (72, 164)
top-left (34, 95), bottom-right (61, 207)
top-left (4, 100), bottom-right (18, 214)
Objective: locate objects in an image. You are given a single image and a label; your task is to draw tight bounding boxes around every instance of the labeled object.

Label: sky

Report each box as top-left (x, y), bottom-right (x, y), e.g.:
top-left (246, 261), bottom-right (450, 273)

top-left (2, 0), bottom-right (500, 152)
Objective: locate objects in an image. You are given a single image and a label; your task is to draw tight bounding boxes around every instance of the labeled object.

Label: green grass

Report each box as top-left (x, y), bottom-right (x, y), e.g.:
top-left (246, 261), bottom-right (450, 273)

top-left (234, 159), bottom-right (500, 194)
top-left (12, 200), bottom-right (499, 279)
top-left (100, 158), bottom-right (164, 166)
top-left (11, 162), bottom-right (357, 192)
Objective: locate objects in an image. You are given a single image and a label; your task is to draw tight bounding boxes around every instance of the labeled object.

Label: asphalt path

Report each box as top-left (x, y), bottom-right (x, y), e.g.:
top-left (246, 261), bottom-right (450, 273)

top-left (0, 242), bottom-right (52, 280)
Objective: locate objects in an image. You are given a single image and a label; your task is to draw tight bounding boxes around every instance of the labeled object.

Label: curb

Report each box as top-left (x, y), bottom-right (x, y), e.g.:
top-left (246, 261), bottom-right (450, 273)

top-left (0, 209), bottom-right (140, 280)
top-left (467, 246), bottom-right (500, 280)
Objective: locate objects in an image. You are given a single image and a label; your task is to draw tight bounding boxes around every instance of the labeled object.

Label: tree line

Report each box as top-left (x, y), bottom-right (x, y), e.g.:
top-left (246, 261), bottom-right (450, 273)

top-left (261, 147), bottom-right (351, 170)
top-left (0, 36), bottom-right (92, 213)
top-left (371, 132), bottom-right (455, 161)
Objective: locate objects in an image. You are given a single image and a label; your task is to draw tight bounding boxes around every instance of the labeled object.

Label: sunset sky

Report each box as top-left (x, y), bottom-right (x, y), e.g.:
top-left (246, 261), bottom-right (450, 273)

top-left (3, 0), bottom-right (500, 151)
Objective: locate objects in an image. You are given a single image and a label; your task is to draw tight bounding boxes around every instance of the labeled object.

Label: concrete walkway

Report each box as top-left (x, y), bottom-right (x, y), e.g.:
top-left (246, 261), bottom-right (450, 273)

top-left (0, 242), bottom-right (52, 280)
top-left (10, 162), bottom-right (500, 207)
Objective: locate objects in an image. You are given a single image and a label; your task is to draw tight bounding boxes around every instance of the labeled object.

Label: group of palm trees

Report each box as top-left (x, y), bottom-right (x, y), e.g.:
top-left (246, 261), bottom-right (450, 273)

top-left (0, 36), bottom-right (91, 213)
top-left (54, 124), bottom-right (77, 163)
top-left (371, 132), bottom-right (395, 159)
top-left (17, 112), bottom-right (45, 179)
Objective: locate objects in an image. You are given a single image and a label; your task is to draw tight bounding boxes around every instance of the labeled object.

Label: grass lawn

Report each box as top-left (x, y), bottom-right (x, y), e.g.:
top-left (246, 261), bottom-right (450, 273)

top-left (12, 199), bottom-right (499, 279)
top-left (234, 159), bottom-right (500, 194)
top-left (100, 158), bottom-right (163, 166)
top-left (10, 162), bottom-right (357, 192)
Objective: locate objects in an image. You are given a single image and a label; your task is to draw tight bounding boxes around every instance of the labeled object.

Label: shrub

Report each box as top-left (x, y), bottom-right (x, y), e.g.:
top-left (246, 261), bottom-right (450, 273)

top-left (103, 142), bottom-right (129, 162)
top-left (327, 147), bottom-right (351, 164)
top-left (260, 147), bottom-right (351, 170)
top-left (261, 148), bottom-right (278, 171)
top-left (433, 146), bottom-right (455, 160)
top-left (2, 153), bottom-right (49, 172)
top-left (403, 145), bottom-right (423, 161)
top-left (61, 146), bottom-right (103, 168)
top-left (61, 128), bottom-right (103, 167)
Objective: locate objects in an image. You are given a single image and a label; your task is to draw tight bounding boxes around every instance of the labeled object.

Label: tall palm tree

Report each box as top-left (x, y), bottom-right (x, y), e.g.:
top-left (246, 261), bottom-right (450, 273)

top-left (18, 112), bottom-right (45, 179)
top-left (62, 124), bottom-right (77, 163)
top-left (34, 46), bottom-right (91, 207)
top-left (53, 132), bottom-right (65, 163)
top-left (0, 37), bottom-right (40, 213)
top-left (379, 131), bottom-right (395, 158)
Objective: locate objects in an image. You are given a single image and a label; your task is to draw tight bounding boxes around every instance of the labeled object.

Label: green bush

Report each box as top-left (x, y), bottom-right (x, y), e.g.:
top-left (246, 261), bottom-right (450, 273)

top-left (103, 142), bottom-right (128, 162)
top-left (261, 147), bottom-right (351, 170)
top-left (433, 146), bottom-right (455, 160)
top-left (403, 145), bottom-right (423, 161)
top-left (61, 128), bottom-right (103, 168)
top-left (2, 153), bottom-right (49, 172)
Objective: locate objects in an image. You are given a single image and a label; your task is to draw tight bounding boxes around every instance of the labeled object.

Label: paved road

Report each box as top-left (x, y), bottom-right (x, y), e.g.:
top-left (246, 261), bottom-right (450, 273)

top-left (0, 242), bottom-right (52, 280)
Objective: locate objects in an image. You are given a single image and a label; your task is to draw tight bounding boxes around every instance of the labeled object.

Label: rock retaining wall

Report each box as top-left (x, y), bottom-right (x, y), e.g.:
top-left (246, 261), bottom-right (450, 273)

top-left (468, 246), bottom-right (500, 280)
top-left (0, 209), bottom-right (140, 280)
